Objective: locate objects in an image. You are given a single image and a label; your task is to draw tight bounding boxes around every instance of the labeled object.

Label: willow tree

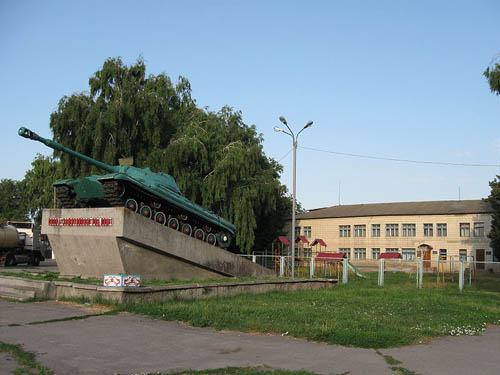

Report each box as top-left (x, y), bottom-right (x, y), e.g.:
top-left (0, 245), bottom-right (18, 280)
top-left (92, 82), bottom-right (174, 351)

top-left (47, 57), bottom-right (290, 252)
top-left (158, 107), bottom-right (286, 252)
top-left (50, 57), bottom-right (194, 177)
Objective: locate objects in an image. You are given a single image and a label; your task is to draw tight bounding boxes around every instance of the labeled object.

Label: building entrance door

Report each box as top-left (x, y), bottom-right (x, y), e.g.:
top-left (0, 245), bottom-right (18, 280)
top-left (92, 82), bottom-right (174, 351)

top-left (418, 244), bottom-right (432, 268)
top-left (476, 249), bottom-right (485, 270)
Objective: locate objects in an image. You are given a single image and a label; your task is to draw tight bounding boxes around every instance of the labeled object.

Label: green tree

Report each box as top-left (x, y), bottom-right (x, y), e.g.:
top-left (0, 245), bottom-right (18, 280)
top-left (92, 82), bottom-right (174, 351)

top-left (486, 178), bottom-right (500, 260)
top-left (0, 179), bottom-right (29, 223)
top-left (46, 57), bottom-right (290, 252)
top-left (23, 155), bottom-right (61, 225)
top-left (485, 58), bottom-right (500, 260)
top-left (484, 59), bottom-right (500, 95)
top-left (158, 107), bottom-right (287, 251)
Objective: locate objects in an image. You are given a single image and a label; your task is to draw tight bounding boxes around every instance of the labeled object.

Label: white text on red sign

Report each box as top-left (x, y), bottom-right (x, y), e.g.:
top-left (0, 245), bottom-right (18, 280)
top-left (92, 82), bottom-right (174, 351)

top-left (48, 217), bottom-right (113, 227)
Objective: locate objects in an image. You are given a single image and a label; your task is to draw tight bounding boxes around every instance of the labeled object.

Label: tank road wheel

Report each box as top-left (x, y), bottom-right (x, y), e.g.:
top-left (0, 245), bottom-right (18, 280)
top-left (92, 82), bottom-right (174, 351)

top-left (181, 223), bottom-right (193, 236)
top-left (207, 233), bottom-right (217, 246)
top-left (194, 228), bottom-right (205, 241)
top-left (217, 233), bottom-right (232, 248)
top-left (140, 205), bottom-right (152, 219)
top-left (168, 217), bottom-right (179, 230)
top-left (155, 211), bottom-right (167, 225)
top-left (125, 198), bottom-right (139, 213)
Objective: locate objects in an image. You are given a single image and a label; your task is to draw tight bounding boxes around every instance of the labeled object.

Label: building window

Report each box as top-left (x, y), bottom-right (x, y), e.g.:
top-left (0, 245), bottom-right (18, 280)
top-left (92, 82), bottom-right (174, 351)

top-left (437, 223), bottom-right (447, 237)
top-left (386, 248), bottom-right (399, 253)
top-left (459, 249), bottom-right (467, 261)
top-left (460, 223), bottom-right (470, 237)
top-left (474, 222), bottom-right (484, 237)
top-left (295, 226), bottom-right (301, 238)
top-left (339, 225), bottom-right (351, 238)
top-left (372, 224), bottom-right (380, 237)
top-left (354, 248), bottom-right (366, 260)
top-left (372, 248), bottom-right (381, 259)
top-left (303, 226), bottom-right (311, 238)
top-left (339, 248), bottom-right (351, 259)
top-left (402, 224), bottom-right (416, 237)
top-left (402, 248), bottom-right (416, 261)
top-left (354, 225), bottom-right (366, 237)
top-left (439, 249), bottom-right (447, 260)
top-left (423, 223), bottom-right (433, 237)
top-left (386, 224), bottom-right (399, 237)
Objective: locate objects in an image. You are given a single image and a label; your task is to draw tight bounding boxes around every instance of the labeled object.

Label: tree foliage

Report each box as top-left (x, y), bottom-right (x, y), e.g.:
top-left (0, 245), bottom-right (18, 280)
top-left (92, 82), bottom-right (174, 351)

top-left (23, 155), bottom-right (61, 225)
top-left (484, 61), bottom-right (500, 95)
top-left (46, 57), bottom-right (290, 252)
top-left (0, 179), bottom-right (29, 223)
top-left (486, 177), bottom-right (500, 260)
top-left (485, 59), bottom-right (500, 260)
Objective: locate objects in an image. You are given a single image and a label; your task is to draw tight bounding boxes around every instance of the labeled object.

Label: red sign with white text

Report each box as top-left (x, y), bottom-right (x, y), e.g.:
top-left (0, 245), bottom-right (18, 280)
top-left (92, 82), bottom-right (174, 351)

top-left (48, 217), bottom-right (113, 227)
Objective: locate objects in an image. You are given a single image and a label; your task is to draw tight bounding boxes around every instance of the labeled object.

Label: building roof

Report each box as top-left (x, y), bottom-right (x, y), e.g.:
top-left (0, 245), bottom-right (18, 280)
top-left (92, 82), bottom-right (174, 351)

top-left (297, 200), bottom-right (493, 220)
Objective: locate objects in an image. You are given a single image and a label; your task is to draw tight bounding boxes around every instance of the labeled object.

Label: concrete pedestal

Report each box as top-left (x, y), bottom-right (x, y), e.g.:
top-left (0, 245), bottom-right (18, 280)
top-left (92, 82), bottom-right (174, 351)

top-left (42, 208), bottom-right (274, 281)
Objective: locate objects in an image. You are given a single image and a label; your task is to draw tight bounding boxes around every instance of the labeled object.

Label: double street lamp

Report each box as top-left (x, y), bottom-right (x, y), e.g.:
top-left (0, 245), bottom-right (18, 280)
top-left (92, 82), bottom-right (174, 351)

top-left (274, 116), bottom-right (313, 279)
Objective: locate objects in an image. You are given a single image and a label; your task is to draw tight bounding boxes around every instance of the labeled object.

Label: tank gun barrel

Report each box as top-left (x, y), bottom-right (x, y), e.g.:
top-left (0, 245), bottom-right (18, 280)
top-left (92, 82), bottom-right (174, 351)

top-left (18, 127), bottom-right (117, 173)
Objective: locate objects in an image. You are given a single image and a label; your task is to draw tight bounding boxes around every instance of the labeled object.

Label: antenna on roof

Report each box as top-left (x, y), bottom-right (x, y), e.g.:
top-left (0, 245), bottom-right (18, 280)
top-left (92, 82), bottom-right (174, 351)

top-left (458, 187), bottom-right (461, 201)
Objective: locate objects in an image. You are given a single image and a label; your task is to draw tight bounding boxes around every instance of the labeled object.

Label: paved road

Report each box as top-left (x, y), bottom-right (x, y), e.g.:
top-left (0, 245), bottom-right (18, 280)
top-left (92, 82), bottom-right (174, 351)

top-left (0, 300), bottom-right (499, 375)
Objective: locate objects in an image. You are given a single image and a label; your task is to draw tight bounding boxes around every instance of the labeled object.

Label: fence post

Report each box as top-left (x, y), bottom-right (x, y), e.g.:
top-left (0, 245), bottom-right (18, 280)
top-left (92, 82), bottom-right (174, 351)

top-left (310, 257), bottom-right (315, 278)
top-left (469, 260), bottom-right (473, 285)
top-left (378, 259), bottom-right (385, 286)
top-left (416, 261), bottom-right (420, 288)
top-left (418, 261), bottom-right (423, 288)
top-left (342, 258), bottom-right (348, 284)
top-left (252, 254), bottom-right (256, 263)
top-left (279, 256), bottom-right (284, 277)
top-left (459, 261), bottom-right (464, 292)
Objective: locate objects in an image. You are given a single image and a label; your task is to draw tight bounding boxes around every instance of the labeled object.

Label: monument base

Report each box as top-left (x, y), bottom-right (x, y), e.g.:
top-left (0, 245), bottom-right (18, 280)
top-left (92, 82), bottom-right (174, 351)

top-left (42, 208), bottom-right (274, 281)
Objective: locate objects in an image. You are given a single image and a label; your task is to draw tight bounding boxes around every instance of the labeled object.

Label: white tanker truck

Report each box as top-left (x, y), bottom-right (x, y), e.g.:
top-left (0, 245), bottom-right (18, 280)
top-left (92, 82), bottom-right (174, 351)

top-left (0, 222), bottom-right (48, 267)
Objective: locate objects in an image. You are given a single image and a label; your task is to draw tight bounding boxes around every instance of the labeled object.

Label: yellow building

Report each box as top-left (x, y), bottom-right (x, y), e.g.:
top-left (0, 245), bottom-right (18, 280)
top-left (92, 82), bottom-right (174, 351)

top-left (294, 200), bottom-right (495, 266)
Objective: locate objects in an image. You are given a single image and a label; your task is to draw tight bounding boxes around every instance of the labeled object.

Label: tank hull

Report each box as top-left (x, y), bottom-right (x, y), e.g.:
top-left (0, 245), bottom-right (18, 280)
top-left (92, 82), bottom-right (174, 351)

top-left (99, 174), bottom-right (235, 247)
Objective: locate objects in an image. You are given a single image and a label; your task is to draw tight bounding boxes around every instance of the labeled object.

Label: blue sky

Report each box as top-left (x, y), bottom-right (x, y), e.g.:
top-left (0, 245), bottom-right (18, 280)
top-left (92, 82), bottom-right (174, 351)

top-left (1, 0), bottom-right (499, 209)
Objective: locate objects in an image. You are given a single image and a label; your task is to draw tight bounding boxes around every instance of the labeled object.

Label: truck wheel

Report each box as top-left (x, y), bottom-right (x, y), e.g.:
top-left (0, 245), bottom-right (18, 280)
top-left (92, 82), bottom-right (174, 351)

top-left (4, 254), bottom-right (16, 267)
top-left (30, 254), bottom-right (41, 267)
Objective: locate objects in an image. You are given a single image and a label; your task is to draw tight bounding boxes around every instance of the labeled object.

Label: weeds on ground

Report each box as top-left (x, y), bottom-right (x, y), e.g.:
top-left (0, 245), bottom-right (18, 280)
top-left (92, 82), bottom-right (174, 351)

top-left (0, 342), bottom-right (53, 375)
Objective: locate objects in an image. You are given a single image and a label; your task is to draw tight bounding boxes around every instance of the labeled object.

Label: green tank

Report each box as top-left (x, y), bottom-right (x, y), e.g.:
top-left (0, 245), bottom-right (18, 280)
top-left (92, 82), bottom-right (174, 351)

top-left (19, 127), bottom-right (235, 248)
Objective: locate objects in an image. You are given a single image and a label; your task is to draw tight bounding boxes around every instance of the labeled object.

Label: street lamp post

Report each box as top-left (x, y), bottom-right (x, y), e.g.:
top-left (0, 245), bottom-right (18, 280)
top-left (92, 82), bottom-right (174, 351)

top-left (274, 116), bottom-right (313, 279)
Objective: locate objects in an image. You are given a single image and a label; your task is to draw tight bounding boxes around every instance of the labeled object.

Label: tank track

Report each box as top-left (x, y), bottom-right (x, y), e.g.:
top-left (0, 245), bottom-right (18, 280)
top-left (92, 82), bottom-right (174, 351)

top-left (55, 186), bottom-right (77, 208)
top-left (102, 180), bottom-right (232, 248)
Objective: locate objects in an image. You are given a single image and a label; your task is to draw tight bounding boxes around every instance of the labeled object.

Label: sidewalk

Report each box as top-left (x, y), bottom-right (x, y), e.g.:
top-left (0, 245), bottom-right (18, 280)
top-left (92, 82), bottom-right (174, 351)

top-left (0, 300), bottom-right (498, 375)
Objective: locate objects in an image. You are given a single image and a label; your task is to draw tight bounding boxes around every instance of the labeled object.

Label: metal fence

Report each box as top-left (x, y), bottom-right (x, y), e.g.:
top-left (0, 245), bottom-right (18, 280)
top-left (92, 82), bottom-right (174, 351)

top-left (239, 254), bottom-right (500, 292)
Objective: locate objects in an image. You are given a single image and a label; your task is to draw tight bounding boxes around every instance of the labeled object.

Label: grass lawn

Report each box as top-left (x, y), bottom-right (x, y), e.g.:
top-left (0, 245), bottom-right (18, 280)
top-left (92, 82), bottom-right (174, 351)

top-left (113, 272), bottom-right (500, 349)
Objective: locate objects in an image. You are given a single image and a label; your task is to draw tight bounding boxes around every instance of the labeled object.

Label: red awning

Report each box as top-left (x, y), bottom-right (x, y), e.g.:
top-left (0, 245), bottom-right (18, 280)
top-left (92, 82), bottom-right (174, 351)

top-left (277, 236), bottom-right (290, 245)
top-left (379, 253), bottom-right (402, 259)
top-left (295, 235), bottom-right (309, 244)
top-left (315, 252), bottom-right (345, 261)
top-left (311, 238), bottom-right (327, 247)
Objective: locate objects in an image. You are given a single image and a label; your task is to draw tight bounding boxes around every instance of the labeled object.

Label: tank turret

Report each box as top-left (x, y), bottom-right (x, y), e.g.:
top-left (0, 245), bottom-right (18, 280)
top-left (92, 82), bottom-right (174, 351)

top-left (19, 127), bottom-right (235, 248)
